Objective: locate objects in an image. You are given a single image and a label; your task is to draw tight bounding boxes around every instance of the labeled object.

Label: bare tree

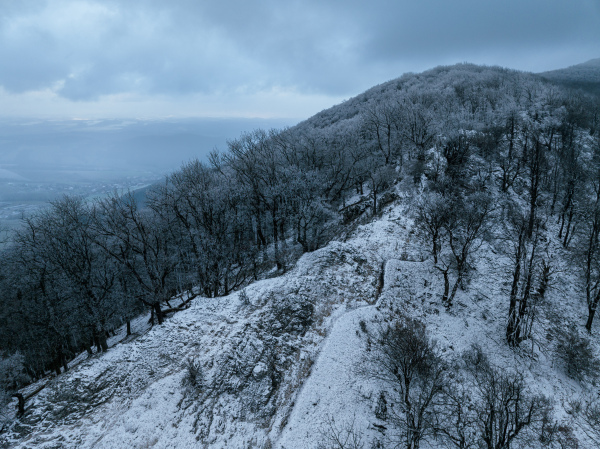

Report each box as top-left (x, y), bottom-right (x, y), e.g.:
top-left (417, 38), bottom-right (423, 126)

top-left (437, 192), bottom-right (492, 307)
top-left (362, 101), bottom-right (401, 166)
top-left (504, 203), bottom-right (548, 346)
top-left (318, 414), bottom-right (365, 449)
top-left (153, 160), bottom-right (255, 296)
top-left (442, 133), bottom-right (471, 181)
top-left (553, 128), bottom-right (584, 248)
top-left (414, 192), bottom-right (450, 264)
top-left (554, 324), bottom-right (600, 381)
top-left (9, 196), bottom-right (126, 369)
top-left (498, 109), bottom-right (523, 193)
top-left (34, 196), bottom-right (118, 352)
top-left (365, 163), bottom-right (396, 217)
top-left (0, 352), bottom-right (29, 427)
top-left (371, 316), bottom-right (447, 449)
top-left (291, 169), bottom-right (336, 252)
top-left (463, 346), bottom-right (551, 449)
top-left (579, 158), bottom-right (600, 332)
top-left (92, 192), bottom-right (179, 325)
top-left (398, 94), bottom-right (437, 163)
top-left (573, 395), bottom-right (600, 447)
top-left (436, 369), bottom-right (480, 449)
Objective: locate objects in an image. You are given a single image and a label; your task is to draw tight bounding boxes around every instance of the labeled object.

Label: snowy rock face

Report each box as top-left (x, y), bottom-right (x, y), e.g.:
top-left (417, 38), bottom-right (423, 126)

top-left (2, 233), bottom-right (385, 448)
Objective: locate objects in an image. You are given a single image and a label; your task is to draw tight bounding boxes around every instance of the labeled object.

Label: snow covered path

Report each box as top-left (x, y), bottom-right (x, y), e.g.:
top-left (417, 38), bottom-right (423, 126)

top-left (276, 303), bottom-right (380, 449)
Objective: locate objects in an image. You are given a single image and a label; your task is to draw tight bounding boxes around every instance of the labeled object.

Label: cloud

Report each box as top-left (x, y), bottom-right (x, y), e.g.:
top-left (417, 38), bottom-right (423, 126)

top-left (0, 0), bottom-right (598, 114)
top-left (359, 0), bottom-right (600, 69)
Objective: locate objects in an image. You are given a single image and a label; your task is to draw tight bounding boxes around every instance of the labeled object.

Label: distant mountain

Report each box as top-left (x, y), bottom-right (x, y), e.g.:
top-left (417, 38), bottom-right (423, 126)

top-left (539, 58), bottom-right (600, 94)
top-left (0, 168), bottom-right (28, 182)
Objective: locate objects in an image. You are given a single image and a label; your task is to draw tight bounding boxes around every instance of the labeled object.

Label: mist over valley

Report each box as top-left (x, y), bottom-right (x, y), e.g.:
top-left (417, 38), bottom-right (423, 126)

top-left (0, 117), bottom-right (295, 228)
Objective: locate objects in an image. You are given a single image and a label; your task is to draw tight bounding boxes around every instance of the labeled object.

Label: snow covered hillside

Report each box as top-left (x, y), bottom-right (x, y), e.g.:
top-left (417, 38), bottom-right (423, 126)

top-left (2, 180), bottom-right (599, 448)
top-left (1, 209), bottom-right (386, 448)
top-left (2, 62), bottom-right (600, 449)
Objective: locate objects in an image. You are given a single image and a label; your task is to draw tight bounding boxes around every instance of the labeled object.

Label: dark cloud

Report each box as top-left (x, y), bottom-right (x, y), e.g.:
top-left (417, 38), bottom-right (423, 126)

top-left (360, 0), bottom-right (600, 67)
top-left (0, 0), bottom-right (598, 106)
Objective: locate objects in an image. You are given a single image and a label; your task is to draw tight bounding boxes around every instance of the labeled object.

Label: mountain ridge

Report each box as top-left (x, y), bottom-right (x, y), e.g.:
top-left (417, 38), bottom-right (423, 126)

top-left (538, 57), bottom-right (600, 94)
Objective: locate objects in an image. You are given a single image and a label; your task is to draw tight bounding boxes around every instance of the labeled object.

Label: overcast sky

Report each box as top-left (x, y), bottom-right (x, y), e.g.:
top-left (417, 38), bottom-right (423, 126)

top-left (1, 0), bottom-right (599, 120)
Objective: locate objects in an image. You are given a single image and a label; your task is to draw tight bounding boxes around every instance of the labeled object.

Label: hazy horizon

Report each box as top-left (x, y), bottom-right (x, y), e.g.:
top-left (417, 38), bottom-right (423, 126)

top-left (0, 116), bottom-right (297, 175)
top-left (0, 116), bottom-right (297, 227)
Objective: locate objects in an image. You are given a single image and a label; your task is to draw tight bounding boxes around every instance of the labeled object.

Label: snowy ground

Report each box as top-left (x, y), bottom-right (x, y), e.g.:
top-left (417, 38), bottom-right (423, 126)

top-left (2, 187), bottom-right (599, 448)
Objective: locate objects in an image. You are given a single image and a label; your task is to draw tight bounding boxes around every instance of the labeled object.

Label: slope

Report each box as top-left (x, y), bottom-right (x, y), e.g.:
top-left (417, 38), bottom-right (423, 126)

top-left (1, 226), bottom-right (384, 448)
top-left (3, 177), bottom-right (599, 447)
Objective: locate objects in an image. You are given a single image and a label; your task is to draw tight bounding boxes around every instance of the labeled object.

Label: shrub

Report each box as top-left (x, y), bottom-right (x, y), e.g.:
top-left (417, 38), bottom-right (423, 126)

top-left (0, 352), bottom-right (29, 392)
top-left (374, 391), bottom-right (387, 421)
top-left (436, 346), bottom-right (552, 449)
top-left (182, 358), bottom-right (203, 391)
top-left (239, 289), bottom-right (251, 307)
top-left (359, 320), bottom-right (367, 333)
top-left (318, 414), bottom-right (364, 449)
top-left (555, 325), bottom-right (600, 381)
top-left (0, 352), bottom-right (30, 428)
top-left (540, 418), bottom-right (579, 449)
top-left (571, 395), bottom-right (600, 446)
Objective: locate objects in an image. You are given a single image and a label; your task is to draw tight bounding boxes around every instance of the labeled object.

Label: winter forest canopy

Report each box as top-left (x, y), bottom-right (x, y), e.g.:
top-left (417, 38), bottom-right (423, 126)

top-left (2, 62), bottom-right (600, 447)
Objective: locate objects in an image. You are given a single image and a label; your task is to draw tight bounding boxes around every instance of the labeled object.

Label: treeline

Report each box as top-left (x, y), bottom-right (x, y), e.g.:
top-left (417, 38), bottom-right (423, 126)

top-left (0, 63), bottom-right (599, 387)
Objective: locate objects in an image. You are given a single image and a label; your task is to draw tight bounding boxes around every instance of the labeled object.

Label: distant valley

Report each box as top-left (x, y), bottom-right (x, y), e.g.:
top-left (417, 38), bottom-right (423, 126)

top-left (0, 117), bottom-right (295, 229)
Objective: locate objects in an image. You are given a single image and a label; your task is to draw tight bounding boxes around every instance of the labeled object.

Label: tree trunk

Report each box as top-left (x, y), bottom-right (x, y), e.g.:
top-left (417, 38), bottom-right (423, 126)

top-left (558, 213), bottom-right (565, 239)
top-left (154, 302), bottom-right (164, 325)
top-left (586, 307), bottom-right (596, 333)
top-left (53, 358), bottom-right (61, 376)
top-left (256, 220), bottom-right (267, 247)
top-left (515, 254), bottom-right (535, 344)
top-left (563, 207), bottom-right (574, 248)
top-left (93, 329), bottom-right (108, 352)
top-left (99, 333), bottom-right (108, 352)
top-left (372, 191), bottom-right (378, 217)
top-left (507, 250), bottom-right (522, 345)
top-left (61, 353), bottom-right (68, 372)
top-left (94, 333), bottom-right (101, 352)
top-left (527, 140), bottom-right (541, 239)
top-left (448, 275), bottom-right (461, 307)
top-left (439, 268), bottom-right (450, 305)
top-left (126, 320), bottom-right (132, 336)
top-left (586, 289), bottom-right (600, 333)
top-left (298, 221), bottom-right (309, 253)
top-left (537, 261), bottom-right (550, 300)
top-left (12, 393), bottom-right (25, 417)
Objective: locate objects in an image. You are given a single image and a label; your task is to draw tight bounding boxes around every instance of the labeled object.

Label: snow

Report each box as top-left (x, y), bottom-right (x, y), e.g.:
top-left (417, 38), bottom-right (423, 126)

top-left (276, 305), bottom-right (380, 449)
top-left (3, 190), bottom-right (599, 448)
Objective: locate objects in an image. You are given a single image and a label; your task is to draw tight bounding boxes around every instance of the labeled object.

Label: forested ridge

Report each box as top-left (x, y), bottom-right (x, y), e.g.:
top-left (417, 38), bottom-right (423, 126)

top-left (540, 58), bottom-right (600, 95)
top-left (2, 62), bottom-right (600, 447)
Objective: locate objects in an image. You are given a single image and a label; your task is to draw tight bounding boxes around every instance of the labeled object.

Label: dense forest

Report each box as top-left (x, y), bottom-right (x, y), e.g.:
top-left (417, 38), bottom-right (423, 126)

top-left (2, 63), bottom-right (600, 446)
